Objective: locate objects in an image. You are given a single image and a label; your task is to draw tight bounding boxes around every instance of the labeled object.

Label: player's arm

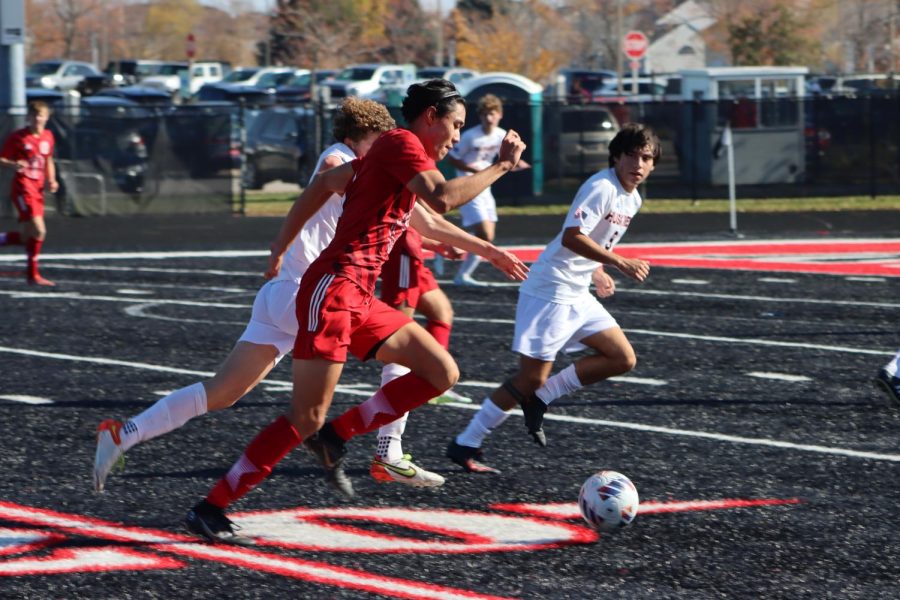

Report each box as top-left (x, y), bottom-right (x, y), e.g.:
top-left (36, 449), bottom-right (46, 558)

top-left (410, 203), bottom-right (528, 281)
top-left (46, 155), bottom-right (58, 193)
top-left (561, 227), bottom-right (649, 283)
top-left (406, 130), bottom-right (526, 213)
top-left (265, 162), bottom-right (354, 279)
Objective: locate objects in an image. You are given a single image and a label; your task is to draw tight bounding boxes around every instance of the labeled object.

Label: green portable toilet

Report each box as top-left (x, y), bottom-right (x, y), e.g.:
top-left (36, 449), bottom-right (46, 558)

top-left (456, 73), bottom-right (543, 203)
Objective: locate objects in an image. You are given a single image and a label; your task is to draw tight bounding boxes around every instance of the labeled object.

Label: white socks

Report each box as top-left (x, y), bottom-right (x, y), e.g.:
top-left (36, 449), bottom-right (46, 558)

top-left (121, 382), bottom-right (208, 451)
top-left (456, 252), bottom-right (482, 279)
top-left (887, 349), bottom-right (900, 377)
top-left (534, 364), bottom-right (583, 406)
top-left (456, 398), bottom-right (511, 448)
top-left (376, 363), bottom-right (412, 462)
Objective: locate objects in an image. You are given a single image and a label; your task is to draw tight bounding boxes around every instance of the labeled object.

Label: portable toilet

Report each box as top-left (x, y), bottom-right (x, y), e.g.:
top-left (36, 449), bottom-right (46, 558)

top-left (456, 73), bottom-right (543, 201)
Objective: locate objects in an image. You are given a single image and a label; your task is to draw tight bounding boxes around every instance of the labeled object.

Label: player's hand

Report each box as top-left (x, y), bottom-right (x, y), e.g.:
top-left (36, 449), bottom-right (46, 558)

top-left (487, 247), bottom-right (529, 281)
top-left (615, 257), bottom-right (650, 282)
top-left (591, 266), bottom-right (616, 298)
top-left (264, 248), bottom-right (284, 280)
top-left (15, 160), bottom-right (27, 172)
top-left (498, 130), bottom-right (526, 169)
top-left (435, 243), bottom-right (464, 260)
top-left (48, 180), bottom-right (59, 193)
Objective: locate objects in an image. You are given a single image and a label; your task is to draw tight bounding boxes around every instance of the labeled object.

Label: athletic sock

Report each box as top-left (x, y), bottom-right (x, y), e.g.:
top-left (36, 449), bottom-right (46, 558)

top-left (534, 364), bottom-right (583, 406)
top-left (426, 319), bottom-right (452, 349)
top-left (0, 231), bottom-right (22, 246)
top-left (376, 412), bottom-right (408, 463)
top-left (886, 350), bottom-right (900, 377)
top-left (25, 238), bottom-right (42, 280)
top-left (380, 362), bottom-right (410, 387)
top-left (331, 373), bottom-right (441, 441)
top-left (455, 398), bottom-right (511, 448)
top-left (121, 382), bottom-right (208, 452)
top-left (206, 415), bottom-right (302, 509)
top-left (456, 252), bottom-right (482, 279)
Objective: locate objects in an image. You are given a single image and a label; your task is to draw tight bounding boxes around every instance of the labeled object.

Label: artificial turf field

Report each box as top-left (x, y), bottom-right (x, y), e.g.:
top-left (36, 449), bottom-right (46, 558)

top-left (0, 213), bottom-right (898, 598)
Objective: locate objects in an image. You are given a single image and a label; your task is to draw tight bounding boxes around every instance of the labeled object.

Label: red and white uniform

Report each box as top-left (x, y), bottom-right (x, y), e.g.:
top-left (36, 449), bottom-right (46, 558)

top-left (1, 127), bottom-right (55, 222)
top-left (380, 228), bottom-right (439, 309)
top-left (294, 129), bottom-right (436, 362)
top-left (237, 143), bottom-right (354, 358)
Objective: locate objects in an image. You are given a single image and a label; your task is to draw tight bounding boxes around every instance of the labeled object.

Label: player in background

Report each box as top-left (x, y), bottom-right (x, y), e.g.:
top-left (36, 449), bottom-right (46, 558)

top-left (446, 123), bottom-right (659, 473)
top-left (875, 348), bottom-right (900, 406)
top-left (445, 94), bottom-right (529, 286)
top-left (92, 98), bottom-right (397, 492)
top-left (371, 228), bottom-right (470, 488)
top-left (184, 79), bottom-right (528, 543)
top-left (0, 101), bottom-right (59, 286)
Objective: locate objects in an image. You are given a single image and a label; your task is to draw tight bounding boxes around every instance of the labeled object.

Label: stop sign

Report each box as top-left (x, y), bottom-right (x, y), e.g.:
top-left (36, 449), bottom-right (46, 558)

top-left (185, 33), bottom-right (196, 59)
top-left (623, 30), bottom-right (649, 60)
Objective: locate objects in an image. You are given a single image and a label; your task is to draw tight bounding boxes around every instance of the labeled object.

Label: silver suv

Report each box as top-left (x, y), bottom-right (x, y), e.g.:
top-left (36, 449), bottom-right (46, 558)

top-left (26, 60), bottom-right (101, 91)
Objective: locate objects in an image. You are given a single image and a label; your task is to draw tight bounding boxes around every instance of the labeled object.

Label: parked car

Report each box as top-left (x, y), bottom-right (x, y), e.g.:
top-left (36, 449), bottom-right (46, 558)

top-left (219, 67), bottom-right (294, 89)
top-left (243, 106), bottom-right (312, 189)
top-left (593, 77), bottom-right (668, 102)
top-left (94, 85), bottom-right (174, 108)
top-left (547, 106), bottom-right (620, 177)
top-left (275, 69), bottom-right (338, 103)
top-left (141, 61), bottom-right (228, 97)
top-left (323, 63), bottom-right (416, 99)
top-left (546, 68), bottom-right (617, 103)
top-left (195, 82), bottom-right (276, 106)
top-left (416, 66), bottom-right (479, 86)
top-left (165, 101), bottom-right (246, 178)
top-left (26, 60), bottom-right (102, 91)
top-left (104, 60), bottom-right (187, 86)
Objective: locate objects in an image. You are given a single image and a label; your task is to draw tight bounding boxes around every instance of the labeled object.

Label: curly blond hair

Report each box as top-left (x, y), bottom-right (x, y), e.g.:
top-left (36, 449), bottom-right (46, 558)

top-left (477, 94), bottom-right (502, 116)
top-left (333, 97), bottom-right (396, 143)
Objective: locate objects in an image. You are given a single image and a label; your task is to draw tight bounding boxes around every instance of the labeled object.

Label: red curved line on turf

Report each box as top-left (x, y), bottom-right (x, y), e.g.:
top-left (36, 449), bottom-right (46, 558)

top-left (490, 497), bottom-right (804, 519)
top-left (0, 546), bottom-right (184, 576)
top-left (0, 529), bottom-right (67, 556)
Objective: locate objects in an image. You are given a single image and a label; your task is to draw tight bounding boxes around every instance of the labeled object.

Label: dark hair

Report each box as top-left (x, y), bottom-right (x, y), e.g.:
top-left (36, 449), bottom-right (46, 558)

top-left (608, 123), bottom-right (660, 167)
top-left (401, 79), bottom-right (466, 123)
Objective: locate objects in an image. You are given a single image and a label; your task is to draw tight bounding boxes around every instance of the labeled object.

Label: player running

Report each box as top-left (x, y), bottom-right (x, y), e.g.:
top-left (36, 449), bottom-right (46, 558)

top-left (184, 79), bottom-right (528, 543)
top-left (446, 123), bottom-right (659, 473)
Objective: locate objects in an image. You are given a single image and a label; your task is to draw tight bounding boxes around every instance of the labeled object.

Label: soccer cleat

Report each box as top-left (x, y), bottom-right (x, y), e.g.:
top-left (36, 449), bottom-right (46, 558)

top-left (875, 368), bottom-right (900, 407)
top-left (27, 275), bottom-right (55, 286)
top-left (93, 419), bottom-right (126, 493)
top-left (520, 395), bottom-right (548, 447)
top-left (303, 427), bottom-right (355, 498)
top-left (446, 440), bottom-right (500, 474)
top-left (429, 388), bottom-right (474, 405)
top-left (370, 454), bottom-right (445, 487)
top-left (453, 273), bottom-right (487, 287)
top-left (185, 500), bottom-right (253, 545)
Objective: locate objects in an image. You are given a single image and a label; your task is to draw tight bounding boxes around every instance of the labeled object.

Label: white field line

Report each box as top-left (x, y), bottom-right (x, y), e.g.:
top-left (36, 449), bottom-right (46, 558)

top-left (0, 250), bottom-right (269, 262)
top-left (1, 345), bottom-right (896, 464)
top-left (747, 372), bottom-right (812, 382)
top-left (0, 394), bottom-right (53, 405)
top-left (441, 403), bottom-right (900, 463)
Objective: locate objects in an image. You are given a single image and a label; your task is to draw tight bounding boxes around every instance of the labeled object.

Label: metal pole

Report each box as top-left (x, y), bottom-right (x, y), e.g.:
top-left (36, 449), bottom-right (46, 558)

top-left (616, 0), bottom-right (623, 94)
top-left (238, 98), bottom-right (247, 215)
top-left (723, 124), bottom-right (738, 234)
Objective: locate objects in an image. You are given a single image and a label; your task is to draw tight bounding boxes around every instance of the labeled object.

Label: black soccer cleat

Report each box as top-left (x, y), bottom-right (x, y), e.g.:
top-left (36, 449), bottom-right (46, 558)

top-left (446, 440), bottom-right (501, 474)
top-left (875, 368), bottom-right (900, 407)
top-left (303, 424), bottom-right (355, 498)
top-left (184, 500), bottom-right (253, 545)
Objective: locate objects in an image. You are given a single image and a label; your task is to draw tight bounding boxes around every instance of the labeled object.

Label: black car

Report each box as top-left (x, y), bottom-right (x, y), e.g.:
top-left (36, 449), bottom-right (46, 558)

top-left (165, 101), bottom-right (252, 178)
top-left (195, 82), bottom-right (275, 106)
top-left (95, 85), bottom-right (174, 108)
top-left (275, 69), bottom-right (338, 104)
top-left (243, 106), bottom-right (313, 189)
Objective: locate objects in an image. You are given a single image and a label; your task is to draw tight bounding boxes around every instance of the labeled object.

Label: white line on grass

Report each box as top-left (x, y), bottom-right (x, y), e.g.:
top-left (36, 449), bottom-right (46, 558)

top-left (747, 372), bottom-right (812, 382)
top-left (443, 402), bottom-right (900, 463)
top-left (0, 395), bottom-right (53, 405)
top-left (2, 345), bottom-right (895, 463)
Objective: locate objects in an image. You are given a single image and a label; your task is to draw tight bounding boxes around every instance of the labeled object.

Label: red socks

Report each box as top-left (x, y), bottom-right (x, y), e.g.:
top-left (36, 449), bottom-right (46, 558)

top-left (426, 319), bottom-right (452, 350)
top-left (26, 238), bottom-right (43, 280)
top-left (331, 373), bottom-right (442, 440)
top-left (206, 415), bottom-right (302, 509)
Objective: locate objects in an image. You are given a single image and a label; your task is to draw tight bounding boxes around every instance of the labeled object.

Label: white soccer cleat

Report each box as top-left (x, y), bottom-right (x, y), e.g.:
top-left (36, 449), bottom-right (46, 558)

top-left (429, 388), bottom-right (474, 405)
top-left (93, 419), bottom-right (125, 493)
top-left (369, 454), bottom-right (445, 487)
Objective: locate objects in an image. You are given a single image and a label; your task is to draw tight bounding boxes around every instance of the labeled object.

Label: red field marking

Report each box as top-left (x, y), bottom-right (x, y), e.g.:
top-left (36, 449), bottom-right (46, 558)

top-left (490, 497), bottom-right (804, 520)
top-left (443, 240), bottom-right (900, 277)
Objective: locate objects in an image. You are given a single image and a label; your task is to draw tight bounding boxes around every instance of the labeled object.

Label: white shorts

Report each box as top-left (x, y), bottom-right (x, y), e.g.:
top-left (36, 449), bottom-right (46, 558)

top-left (459, 188), bottom-right (497, 227)
top-left (237, 279), bottom-right (300, 359)
top-left (511, 292), bottom-right (618, 361)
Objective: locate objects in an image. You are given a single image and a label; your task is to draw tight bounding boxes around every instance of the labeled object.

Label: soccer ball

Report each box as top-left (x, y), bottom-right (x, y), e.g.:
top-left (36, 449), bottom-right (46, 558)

top-left (578, 470), bottom-right (639, 532)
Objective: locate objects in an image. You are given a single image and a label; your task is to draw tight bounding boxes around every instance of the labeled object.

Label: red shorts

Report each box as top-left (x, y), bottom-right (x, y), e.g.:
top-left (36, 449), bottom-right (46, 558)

top-left (293, 273), bottom-right (413, 362)
top-left (380, 253), bottom-right (439, 309)
top-left (10, 182), bottom-right (44, 223)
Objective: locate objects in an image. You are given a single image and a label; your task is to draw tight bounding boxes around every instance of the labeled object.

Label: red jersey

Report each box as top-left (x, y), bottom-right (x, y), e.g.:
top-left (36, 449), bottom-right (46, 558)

top-left (306, 128), bottom-right (436, 295)
top-left (393, 227), bottom-right (424, 261)
top-left (1, 127), bottom-right (55, 196)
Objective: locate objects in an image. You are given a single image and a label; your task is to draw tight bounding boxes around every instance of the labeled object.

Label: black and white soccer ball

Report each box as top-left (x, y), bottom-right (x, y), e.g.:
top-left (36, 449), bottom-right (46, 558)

top-left (578, 470), bottom-right (639, 532)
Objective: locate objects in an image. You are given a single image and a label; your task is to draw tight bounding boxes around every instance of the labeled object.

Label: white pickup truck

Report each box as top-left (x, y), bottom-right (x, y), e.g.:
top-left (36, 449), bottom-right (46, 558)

top-left (141, 62), bottom-right (227, 98)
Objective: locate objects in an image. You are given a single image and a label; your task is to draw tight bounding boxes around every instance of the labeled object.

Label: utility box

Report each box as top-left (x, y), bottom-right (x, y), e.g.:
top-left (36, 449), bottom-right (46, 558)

top-left (457, 73), bottom-right (543, 200)
top-left (680, 66), bottom-right (808, 185)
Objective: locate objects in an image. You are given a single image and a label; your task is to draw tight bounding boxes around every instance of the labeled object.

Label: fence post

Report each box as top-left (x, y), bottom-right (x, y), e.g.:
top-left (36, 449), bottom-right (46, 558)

top-left (238, 98), bottom-right (247, 215)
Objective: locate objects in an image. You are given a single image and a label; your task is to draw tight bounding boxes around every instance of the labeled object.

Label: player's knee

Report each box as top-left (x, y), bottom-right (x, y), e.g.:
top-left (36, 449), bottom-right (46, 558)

top-left (429, 355), bottom-right (459, 392)
top-left (612, 348), bottom-right (637, 375)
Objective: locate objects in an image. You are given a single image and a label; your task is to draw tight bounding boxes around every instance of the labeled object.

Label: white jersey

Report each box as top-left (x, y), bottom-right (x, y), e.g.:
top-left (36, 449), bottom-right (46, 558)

top-left (274, 143), bottom-right (355, 283)
top-left (519, 167), bottom-right (641, 304)
top-left (449, 125), bottom-right (506, 177)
